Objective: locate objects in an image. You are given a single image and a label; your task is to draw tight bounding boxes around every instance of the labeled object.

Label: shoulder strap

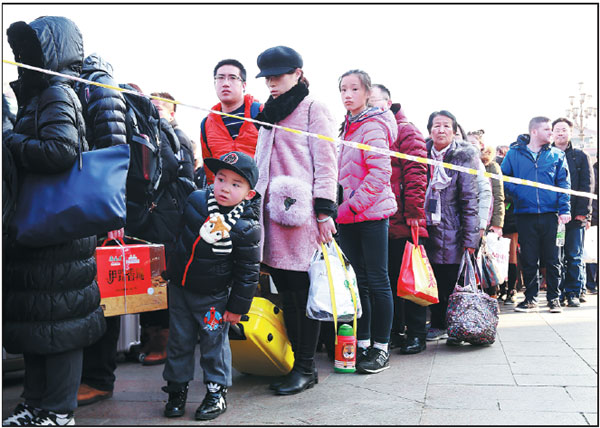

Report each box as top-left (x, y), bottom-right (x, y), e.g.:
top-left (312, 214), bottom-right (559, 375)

top-left (250, 101), bottom-right (261, 119)
top-left (62, 86), bottom-right (83, 169)
top-left (82, 71), bottom-right (104, 103)
top-left (201, 117), bottom-right (208, 145)
top-left (201, 117), bottom-right (212, 157)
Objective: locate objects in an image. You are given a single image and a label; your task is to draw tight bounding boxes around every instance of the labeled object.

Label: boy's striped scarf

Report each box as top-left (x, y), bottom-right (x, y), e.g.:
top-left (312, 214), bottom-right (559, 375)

top-left (199, 191), bottom-right (244, 255)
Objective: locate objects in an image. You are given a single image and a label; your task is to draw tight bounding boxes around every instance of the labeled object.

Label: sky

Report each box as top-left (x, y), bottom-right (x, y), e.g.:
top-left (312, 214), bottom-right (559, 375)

top-left (2, 3), bottom-right (598, 153)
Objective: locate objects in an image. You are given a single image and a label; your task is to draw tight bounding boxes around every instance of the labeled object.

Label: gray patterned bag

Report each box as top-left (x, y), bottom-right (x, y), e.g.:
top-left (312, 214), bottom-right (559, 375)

top-left (446, 251), bottom-right (499, 345)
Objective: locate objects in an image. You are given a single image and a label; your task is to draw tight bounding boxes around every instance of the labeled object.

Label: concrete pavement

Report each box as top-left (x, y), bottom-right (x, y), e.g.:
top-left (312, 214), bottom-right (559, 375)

top-left (3, 292), bottom-right (598, 425)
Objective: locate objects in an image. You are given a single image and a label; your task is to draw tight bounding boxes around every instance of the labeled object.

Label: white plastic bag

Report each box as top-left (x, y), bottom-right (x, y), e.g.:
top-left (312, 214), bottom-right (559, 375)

top-left (307, 241), bottom-right (361, 324)
top-left (583, 226), bottom-right (598, 263)
top-left (484, 232), bottom-right (510, 284)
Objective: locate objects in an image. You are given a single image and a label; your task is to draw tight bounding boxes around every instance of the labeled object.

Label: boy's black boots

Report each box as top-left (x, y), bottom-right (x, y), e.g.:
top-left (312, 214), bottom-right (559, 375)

top-left (162, 382), bottom-right (188, 417)
top-left (195, 383), bottom-right (227, 420)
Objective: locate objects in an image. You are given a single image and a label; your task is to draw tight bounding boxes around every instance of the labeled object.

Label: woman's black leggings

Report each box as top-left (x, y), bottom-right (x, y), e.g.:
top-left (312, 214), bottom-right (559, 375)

top-left (269, 268), bottom-right (321, 372)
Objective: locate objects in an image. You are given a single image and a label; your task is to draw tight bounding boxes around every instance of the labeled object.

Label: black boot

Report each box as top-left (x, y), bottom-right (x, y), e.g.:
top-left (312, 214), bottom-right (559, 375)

top-left (269, 367), bottom-right (318, 391)
top-left (400, 336), bottom-right (426, 354)
top-left (507, 263), bottom-right (517, 294)
top-left (195, 383), bottom-right (227, 420)
top-left (162, 382), bottom-right (188, 417)
top-left (274, 367), bottom-right (317, 395)
top-left (389, 331), bottom-right (407, 349)
top-left (268, 371), bottom-right (293, 391)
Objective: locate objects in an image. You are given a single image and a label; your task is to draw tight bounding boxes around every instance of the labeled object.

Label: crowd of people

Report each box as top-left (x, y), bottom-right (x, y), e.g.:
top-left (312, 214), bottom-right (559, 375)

top-left (2, 16), bottom-right (598, 426)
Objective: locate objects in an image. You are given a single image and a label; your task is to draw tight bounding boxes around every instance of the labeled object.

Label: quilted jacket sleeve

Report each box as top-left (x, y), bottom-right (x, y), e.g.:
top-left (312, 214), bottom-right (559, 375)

top-left (398, 123), bottom-right (427, 222)
top-left (85, 74), bottom-right (127, 149)
top-left (5, 84), bottom-right (80, 174)
top-left (227, 217), bottom-right (261, 315)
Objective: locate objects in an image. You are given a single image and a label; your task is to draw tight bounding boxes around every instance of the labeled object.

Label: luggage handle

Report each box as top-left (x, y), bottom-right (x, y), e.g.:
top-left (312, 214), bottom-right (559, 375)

top-left (229, 323), bottom-right (246, 340)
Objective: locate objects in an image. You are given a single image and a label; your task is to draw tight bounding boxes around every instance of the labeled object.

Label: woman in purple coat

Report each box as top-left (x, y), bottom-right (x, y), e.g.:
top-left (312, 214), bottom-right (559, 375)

top-left (424, 111), bottom-right (480, 344)
top-left (254, 46), bottom-right (338, 395)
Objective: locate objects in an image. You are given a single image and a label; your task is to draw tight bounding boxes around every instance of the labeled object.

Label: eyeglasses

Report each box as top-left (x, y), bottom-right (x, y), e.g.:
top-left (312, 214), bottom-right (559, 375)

top-left (214, 74), bottom-right (243, 83)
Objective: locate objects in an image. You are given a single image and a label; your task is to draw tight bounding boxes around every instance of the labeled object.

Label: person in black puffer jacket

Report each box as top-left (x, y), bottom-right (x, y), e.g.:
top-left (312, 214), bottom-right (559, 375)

top-left (73, 53), bottom-right (128, 407)
top-left (133, 116), bottom-right (196, 253)
top-left (3, 16), bottom-right (106, 426)
top-left (75, 53), bottom-right (127, 150)
top-left (135, 114), bottom-right (196, 366)
top-left (161, 152), bottom-right (260, 421)
top-left (2, 94), bottom-right (17, 257)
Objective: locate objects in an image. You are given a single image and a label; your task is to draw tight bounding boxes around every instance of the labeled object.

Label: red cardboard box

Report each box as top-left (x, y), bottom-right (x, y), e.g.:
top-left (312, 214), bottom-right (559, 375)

top-left (96, 242), bottom-right (168, 316)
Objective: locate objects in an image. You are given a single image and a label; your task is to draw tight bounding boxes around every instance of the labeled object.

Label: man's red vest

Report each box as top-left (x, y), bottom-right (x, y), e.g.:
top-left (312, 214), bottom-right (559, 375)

top-left (201, 94), bottom-right (261, 184)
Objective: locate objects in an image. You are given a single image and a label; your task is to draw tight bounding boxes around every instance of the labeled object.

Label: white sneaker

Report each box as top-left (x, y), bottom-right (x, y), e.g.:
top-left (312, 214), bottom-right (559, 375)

top-left (30, 410), bottom-right (75, 426)
top-left (2, 403), bottom-right (37, 426)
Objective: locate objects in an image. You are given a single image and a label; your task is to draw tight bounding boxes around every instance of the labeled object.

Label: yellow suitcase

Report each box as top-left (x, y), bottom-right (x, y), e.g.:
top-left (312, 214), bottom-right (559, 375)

top-left (229, 297), bottom-right (294, 376)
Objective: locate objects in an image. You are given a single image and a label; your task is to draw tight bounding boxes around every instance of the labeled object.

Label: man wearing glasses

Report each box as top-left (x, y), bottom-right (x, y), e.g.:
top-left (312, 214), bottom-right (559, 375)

top-left (201, 59), bottom-right (262, 185)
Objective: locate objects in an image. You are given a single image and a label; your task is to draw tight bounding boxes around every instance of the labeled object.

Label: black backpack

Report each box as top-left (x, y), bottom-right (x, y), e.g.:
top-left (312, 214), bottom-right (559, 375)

top-left (119, 84), bottom-right (163, 227)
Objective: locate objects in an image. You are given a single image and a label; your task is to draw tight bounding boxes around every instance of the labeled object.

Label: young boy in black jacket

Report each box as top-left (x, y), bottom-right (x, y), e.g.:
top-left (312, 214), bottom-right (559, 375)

top-left (161, 151), bottom-right (261, 421)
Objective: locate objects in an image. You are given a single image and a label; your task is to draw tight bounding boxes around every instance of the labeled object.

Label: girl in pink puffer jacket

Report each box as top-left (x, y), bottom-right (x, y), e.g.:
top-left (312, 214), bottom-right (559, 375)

top-left (337, 70), bottom-right (397, 375)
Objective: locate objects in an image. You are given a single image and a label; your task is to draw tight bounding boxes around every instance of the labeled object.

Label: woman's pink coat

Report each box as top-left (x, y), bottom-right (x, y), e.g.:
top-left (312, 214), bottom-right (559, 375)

top-left (255, 96), bottom-right (338, 272)
top-left (337, 109), bottom-right (398, 224)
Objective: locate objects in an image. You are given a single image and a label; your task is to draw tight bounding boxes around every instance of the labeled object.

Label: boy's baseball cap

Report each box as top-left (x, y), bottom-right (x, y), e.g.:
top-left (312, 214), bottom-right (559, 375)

top-left (204, 151), bottom-right (259, 189)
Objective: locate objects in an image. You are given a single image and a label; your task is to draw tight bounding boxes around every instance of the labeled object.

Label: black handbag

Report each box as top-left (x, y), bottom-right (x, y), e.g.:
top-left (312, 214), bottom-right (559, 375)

top-left (11, 87), bottom-right (129, 247)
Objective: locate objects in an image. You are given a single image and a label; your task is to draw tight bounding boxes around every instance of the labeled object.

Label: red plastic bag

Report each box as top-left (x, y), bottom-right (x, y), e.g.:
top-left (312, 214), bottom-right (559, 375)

top-left (397, 227), bottom-right (439, 306)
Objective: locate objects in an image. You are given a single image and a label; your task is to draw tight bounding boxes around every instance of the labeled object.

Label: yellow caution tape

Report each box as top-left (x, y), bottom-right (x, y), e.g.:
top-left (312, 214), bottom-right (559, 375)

top-left (3, 59), bottom-right (597, 201)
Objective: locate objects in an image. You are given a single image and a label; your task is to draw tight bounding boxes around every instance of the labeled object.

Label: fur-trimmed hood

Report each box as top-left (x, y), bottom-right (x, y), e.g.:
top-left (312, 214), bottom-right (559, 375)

top-left (7, 16), bottom-right (84, 103)
top-left (426, 139), bottom-right (480, 168)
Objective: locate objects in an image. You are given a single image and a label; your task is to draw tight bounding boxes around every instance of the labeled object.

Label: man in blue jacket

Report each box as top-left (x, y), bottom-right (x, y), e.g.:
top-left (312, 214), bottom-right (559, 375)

top-left (501, 116), bottom-right (571, 313)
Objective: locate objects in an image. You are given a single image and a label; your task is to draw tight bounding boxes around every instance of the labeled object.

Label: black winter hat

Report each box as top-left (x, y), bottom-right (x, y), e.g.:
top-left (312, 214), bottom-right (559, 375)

top-left (256, 46), bottom-right (303, 78)
top-left (205, 151), bottom-right (259, 189)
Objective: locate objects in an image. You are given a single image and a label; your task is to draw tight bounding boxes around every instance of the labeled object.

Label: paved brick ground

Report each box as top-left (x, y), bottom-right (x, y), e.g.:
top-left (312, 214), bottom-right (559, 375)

top-left (3, 292), bottom-right (597, 425)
